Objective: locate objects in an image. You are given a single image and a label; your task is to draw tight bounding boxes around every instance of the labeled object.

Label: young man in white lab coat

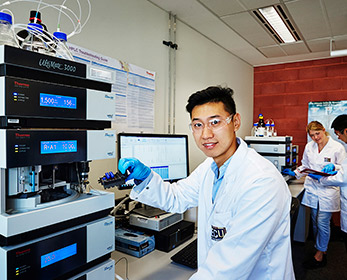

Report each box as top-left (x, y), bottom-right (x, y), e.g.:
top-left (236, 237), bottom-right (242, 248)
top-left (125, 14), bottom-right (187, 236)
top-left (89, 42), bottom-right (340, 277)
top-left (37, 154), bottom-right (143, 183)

top-left (309, 114), bottom-right (347, 252)
top-left (119, 86), bottom-right (295, 279)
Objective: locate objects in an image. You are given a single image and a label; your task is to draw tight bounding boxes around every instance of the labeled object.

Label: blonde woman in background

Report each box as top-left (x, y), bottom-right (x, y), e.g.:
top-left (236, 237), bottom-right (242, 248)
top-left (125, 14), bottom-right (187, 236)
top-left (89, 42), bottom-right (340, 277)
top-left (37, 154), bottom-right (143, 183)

top-left (283, 121), bottom-right (346, 269)
top-left (309, 115), bottom-right (347, 252)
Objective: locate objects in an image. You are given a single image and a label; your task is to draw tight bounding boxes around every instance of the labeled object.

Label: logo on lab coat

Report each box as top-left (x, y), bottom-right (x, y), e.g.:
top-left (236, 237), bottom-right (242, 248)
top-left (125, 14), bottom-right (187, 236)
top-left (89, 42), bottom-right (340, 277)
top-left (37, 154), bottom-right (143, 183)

top-left (211, 225), bottom-right (226, 241)
top-left (324, 157), bottom-right (331, 162)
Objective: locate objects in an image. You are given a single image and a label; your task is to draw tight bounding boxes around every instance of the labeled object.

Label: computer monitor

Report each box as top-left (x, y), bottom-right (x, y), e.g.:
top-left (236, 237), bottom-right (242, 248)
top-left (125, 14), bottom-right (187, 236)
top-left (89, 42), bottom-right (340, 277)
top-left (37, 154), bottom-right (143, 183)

top-left (117, 133), bottom-right (189, 182)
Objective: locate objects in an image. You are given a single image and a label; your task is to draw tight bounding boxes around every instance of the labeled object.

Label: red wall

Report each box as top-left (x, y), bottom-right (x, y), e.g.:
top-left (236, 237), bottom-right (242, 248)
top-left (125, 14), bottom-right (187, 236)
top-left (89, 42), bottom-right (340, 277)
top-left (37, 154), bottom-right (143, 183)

top-left (254, 57), bottom-right (347, 163)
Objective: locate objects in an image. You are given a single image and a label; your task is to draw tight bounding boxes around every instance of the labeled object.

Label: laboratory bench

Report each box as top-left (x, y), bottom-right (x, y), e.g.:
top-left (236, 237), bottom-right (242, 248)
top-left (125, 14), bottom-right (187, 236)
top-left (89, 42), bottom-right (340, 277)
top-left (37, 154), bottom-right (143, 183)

top-left (112, 235), bottom-right (197, 280)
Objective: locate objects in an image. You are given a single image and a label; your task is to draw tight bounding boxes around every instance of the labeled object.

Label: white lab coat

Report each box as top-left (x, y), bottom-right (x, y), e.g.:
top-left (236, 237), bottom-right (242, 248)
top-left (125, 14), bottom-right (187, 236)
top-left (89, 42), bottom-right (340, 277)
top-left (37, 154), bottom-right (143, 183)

top-left (130, 138), bottom-right (295, 280)
top-left (321, 158), bottom-right (347, 233)
top-left (296, 137), bottom-right (346, 211)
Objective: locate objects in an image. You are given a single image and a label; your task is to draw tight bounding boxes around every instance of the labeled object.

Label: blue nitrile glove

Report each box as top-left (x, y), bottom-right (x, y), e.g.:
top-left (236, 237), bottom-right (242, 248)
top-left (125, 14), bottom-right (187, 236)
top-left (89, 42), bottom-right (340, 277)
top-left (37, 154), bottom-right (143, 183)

top-left (309, 170), bottom-right (337, 181)
top-left (118, 157), bottom-right (151, 184)
top-left (308, 173), bottom-right (322, 181)
top-left (322, 163), bottom-right (335, 173)
top-left (282, 168), bottom-right (296, 177)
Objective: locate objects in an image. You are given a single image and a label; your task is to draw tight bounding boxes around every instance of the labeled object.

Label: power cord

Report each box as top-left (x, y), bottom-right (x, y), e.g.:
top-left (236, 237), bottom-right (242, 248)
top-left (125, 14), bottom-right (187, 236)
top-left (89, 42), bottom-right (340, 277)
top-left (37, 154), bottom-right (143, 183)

top-left (115, 257), bottom-right (129, 280)
top-left (110, 195), bottom-right (131, 216)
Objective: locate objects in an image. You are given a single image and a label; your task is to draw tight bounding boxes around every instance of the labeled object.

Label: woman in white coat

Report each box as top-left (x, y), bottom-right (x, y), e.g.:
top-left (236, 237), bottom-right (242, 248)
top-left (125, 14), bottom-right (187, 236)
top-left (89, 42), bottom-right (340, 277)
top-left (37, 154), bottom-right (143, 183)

top-left (310, 115), bottom-right (347, 252)
top-left (284, 121), bottom-right (346, 268)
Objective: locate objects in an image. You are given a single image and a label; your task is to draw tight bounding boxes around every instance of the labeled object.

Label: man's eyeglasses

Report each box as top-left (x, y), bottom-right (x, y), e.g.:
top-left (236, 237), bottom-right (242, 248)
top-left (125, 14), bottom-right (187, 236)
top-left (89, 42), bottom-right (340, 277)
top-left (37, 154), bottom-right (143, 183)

top-left (189, 114), bottom-right (234, 134)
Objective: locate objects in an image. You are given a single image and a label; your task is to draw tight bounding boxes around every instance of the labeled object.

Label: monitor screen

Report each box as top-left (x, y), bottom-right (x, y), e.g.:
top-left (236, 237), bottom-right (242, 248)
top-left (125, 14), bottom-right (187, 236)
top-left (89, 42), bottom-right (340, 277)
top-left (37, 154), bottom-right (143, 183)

top-left (118, 133), bottom-right (189, 182)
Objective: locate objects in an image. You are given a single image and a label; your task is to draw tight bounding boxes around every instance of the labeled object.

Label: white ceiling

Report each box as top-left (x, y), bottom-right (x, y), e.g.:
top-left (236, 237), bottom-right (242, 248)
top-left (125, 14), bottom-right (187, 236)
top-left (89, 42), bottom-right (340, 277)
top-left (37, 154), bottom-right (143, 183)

top-left (148, 0), bottom-right (347, 66)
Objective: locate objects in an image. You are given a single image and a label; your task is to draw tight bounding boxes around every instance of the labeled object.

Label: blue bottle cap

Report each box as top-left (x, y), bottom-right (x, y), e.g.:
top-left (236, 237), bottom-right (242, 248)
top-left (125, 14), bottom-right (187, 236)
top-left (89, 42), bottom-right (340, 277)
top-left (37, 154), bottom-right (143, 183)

top-left (0, 12), bottom-right (12, 24)
top-left (53, 31), bottom-right (67, 42)
top-left (27, 22), bottom-right (43, 32)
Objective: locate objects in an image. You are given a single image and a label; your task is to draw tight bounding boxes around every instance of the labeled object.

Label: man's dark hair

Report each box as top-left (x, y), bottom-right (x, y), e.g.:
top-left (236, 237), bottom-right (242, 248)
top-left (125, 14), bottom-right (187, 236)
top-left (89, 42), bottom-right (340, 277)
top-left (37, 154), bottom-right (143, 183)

top-left (186, 86), bottom-right (236, 116)
top-left (331, 114), bottom-right (347, 132)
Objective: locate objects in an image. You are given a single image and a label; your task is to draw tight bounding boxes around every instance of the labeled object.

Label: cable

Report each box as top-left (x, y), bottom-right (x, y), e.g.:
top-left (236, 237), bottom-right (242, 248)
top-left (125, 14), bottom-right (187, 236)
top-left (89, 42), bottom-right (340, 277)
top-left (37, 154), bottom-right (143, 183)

top-left (110, 195), bottom-right (130, 216)
top-left (34, 0), bottom-right (43, 23)
top-left (57, 0), bottom-right (68, 31)
top-left (13, 23), bottom-right (56, 50)
top-left (87, 184), bottom-right (103, 195)
top-left (40, 4), bottom-right (79, 33)
top-left (114, 257), bottom-right (129, 280)
top-left (32, 2), bottom-right (80, 36)
top-left (0, 0), bottom-right (91, 39)
top-left (79, 0), bottom-right (90, 30)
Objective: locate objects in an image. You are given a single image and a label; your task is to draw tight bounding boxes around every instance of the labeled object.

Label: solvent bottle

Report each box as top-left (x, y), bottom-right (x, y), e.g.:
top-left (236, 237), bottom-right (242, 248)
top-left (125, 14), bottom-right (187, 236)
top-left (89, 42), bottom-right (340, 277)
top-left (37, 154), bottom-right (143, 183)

top-left (17, 10), bottom-right (47, 46)
top-left (265, 121), bottom-right (270, 137)
top-left (251, 122), bottom-right (258, 136)
top-left (21, 23), bottom-right (53, 55)
top-left (270, 123), bottom-right (277, 136)
top-left (0, 12), bottom-right (19, 47)
top-left (53, 31), bottom-right (74, 61)
top-left (256, 114), bottom-right (265, 137)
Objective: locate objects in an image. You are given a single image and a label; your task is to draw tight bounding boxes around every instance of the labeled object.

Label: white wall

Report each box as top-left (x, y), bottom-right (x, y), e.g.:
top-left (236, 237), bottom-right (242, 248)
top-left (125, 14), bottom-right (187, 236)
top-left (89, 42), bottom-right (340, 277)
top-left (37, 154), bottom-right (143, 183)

top-left (173, 20), bottom-right (254, 170)
top-left (7, 0), bottom-right (253, 197)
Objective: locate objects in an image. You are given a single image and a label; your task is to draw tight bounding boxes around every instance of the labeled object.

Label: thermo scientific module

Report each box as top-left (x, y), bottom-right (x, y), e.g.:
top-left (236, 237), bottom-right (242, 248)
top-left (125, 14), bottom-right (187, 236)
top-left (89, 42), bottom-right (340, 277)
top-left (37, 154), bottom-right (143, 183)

top-left (0, 45), bottom-right (116, 280)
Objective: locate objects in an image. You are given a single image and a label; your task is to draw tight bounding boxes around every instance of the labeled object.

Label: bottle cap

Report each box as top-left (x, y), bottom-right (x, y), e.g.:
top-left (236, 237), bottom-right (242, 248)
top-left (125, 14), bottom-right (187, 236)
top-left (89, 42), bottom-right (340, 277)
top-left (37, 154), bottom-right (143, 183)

top-left (53, 31), bottom-right (67, 42)
top-left (265, 123), bottom-right (270, 127)
top-left (27, 22), bottom-right (43, 32)
top-left (29, 10), bottom-right (42, 23)
top-left (270, 123), bottom-right (275, 126)
top-left (258, 113), bottom-right (263, 119)
top-left (0, 12), bottom-right (12, 24)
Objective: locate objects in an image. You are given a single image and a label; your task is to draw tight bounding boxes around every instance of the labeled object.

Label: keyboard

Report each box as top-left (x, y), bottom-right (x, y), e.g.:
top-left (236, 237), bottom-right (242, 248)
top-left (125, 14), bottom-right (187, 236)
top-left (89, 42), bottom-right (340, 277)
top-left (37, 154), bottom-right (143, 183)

top-left (171, 238), bottom-right (197, 269)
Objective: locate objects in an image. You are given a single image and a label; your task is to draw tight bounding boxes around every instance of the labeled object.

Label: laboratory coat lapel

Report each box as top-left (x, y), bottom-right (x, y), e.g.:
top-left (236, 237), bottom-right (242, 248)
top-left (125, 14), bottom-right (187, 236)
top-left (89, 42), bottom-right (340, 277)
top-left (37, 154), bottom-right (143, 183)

top-left (204, 166), bottom-right (215, 221)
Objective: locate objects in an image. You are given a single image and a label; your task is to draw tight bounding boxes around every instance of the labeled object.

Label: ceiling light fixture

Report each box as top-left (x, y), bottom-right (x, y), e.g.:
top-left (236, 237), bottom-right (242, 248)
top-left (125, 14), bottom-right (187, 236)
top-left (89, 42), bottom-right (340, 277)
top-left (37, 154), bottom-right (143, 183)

top-left (330, 39), bottom-right (347, 57)
top-left (331, 49), bottom-right (347, 56)
top-left (258, 6), bottom-right (296, 43)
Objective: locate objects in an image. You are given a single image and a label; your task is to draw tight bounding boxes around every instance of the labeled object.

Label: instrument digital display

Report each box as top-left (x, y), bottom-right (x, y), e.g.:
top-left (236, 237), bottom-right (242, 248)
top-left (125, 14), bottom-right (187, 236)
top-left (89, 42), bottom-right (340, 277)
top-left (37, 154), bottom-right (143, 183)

top-left (41, 243), bottom-right (77, 268)
top-left (40, 93), bottom-right (77, 109)
top-left (41, 140), bottom-right (77, 154)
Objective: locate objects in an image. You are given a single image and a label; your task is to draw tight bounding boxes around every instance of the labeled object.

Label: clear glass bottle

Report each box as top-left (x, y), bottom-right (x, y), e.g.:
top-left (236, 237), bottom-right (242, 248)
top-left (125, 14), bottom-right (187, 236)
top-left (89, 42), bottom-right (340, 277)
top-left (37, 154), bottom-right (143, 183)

top-left (0, 12), bottom-right (19, 47)
top-left (53, 31), bottom-right (74, 61)
top-left (251, 122), bottom-right (258, 136)
top-left (270, 123), bottom-right (277, 136)
top-left (265, 122), bottom-right (270, 137)
top-left (21, 23), bottom-right (54, 55)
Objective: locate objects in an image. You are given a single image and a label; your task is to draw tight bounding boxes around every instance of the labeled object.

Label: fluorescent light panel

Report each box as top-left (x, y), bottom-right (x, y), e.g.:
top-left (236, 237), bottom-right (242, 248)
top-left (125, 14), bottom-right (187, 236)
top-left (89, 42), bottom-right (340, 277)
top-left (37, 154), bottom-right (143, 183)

top-left (259, 6), bottom-right (296, 43)
top-left (329, 39), bottom-right (347, 57)
top-left (330, 49), bottom-right (347, 57)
